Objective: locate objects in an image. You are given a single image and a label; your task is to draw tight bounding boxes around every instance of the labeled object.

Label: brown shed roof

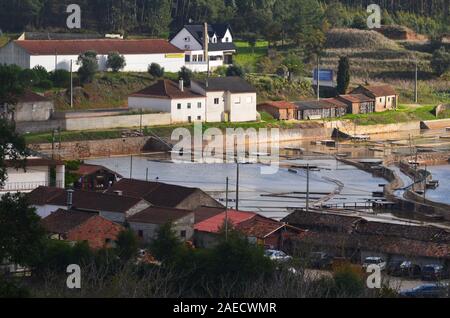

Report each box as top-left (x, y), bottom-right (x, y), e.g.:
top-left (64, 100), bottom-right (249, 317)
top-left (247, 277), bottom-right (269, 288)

top-left (338, 94), bottom-right (374, 103)
top-left (15, 39), bottom-right (182, 55)
top-left (258, 101), bottom-right (297, 110)
top-left (131, 80), bottom-right (204, 100)
top-left (127, 206), bottom-right (193, 225)
top-left (41, 209), bottom-right (97, 234)
top-left (353, 85), bottom-right (397, 97)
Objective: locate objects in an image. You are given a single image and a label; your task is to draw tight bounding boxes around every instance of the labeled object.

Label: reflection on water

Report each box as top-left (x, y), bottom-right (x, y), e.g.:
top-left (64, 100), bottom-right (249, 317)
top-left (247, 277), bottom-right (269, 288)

top-left (426, 165), bottom-right (450, 205)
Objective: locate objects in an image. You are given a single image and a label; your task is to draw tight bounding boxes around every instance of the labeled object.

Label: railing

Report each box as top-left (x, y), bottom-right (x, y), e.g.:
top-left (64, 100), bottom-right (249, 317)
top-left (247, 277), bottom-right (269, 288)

top-left (0, 180), bottom-right (64, 192)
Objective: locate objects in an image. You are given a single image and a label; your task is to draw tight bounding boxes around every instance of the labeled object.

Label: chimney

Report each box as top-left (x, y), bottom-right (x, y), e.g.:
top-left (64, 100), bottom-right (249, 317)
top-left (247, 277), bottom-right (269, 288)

top-left (179, 79), bottom-right (184, 92)
top-left (67, 189), bottom-right (74, 209)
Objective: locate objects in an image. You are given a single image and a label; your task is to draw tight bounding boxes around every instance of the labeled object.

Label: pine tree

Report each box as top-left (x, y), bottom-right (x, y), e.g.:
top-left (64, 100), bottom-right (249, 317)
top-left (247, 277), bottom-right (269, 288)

top-left (336, 56), bottom-right (350, 95)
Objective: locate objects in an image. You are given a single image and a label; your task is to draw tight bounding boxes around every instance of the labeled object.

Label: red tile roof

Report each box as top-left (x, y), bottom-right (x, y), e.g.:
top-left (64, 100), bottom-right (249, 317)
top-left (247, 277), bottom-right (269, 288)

top-left (127, 206), bottom-right (193, 225)
top-left (15, 39), bottom-right (182, 55)
top-left (193, 206), bottom-right (227, 224)
top-left (194, 210), bottom-right (256, 233)
top-left (41, 209), bottom-right (97, 234)
top-left (258, 101), bottom-right (297, 110)
top-left (353, 85), bottom-right (397, 97)
top-left (131, 80), bottom-right (204, 100)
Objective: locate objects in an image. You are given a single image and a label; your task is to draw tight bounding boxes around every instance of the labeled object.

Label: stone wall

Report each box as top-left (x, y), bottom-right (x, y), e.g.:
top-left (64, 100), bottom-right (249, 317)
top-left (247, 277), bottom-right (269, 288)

top-left (326, 120), bottom-right (421, 136)
top-left (16, 113), bottom-right (171, 134)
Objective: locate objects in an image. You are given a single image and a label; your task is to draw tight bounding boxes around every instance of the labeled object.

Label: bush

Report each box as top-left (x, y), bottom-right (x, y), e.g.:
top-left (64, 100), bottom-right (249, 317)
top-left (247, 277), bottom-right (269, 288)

top-left (431, 47), bottom-right (450, 76)
top-left (78, 51), bottom-right (98, 84)
top-left (32, 65), bottom-right (49, 82)
top-left (19, 69), bottom-right (39, 88)
top-left (178, 66), bottom-right (193, 86)
top-left (106, 51), bottom-right (126, 72)
top-left (50, 69), bottom-right (71, 88)
top-left (148, 63), bottom-right (165, 78)
top-left (226, 64), bottom-right (245, 77)
top-left (37, 79), bottom-right (53, 90)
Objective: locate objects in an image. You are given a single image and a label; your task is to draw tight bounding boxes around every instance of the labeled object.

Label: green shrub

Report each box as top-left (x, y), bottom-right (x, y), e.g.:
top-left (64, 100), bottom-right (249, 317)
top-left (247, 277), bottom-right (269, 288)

top-left (50, 69), bottom-right (71, 88)
top-left (37, 79), bottom-right (53, 90)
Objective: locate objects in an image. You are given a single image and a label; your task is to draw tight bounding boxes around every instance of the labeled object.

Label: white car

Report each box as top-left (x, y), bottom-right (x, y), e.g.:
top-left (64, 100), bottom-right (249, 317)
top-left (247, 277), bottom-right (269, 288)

top-left (362, 257), bottom-right (387, 271)
top-left (264, 250), bottom-right (293, 263)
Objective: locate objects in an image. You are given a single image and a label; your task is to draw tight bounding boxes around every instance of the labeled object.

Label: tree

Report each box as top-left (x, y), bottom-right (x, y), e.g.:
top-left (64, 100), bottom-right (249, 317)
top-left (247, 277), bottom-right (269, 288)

top-left (226, 64), bottom-right (245, 77)
top-left (431, 47), bottom-right (450, 76)
top-left (336, 56), bottom-right (351, 94)
top-left (19, 69), bottom-right (39, 88)
top-left (0, 193), bottom-right (45, 267)
top-left (116, 229), bottom-right (138, 261)
top-left (351, 15), bottom-right (367, 30)
top-left (50, 70), bottom-right (71, 88)
top-left (178, 66), bottom-right (193, 86)
top-left (149, 223), bottom-right (185, 262)
top-left (282, 53), bottom-right (304, 81)
top-left (77, 50), bottom-right (99, 84)
top-left (242, 32), bottom-right (258, 53)
top-left (106, 51), bottom-right (126, 72)
top-left (148, 63), bottom-right (165, 78)
top-left (0, 64), bottom-right (24, 108)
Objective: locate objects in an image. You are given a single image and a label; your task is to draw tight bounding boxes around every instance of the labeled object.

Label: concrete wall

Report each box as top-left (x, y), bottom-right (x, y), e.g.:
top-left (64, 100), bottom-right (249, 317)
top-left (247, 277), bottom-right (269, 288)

top-left (421, 118), bottom-right (450, 129)
top-left (16, 113), bottom-right (172, 134)
top-left (15, 101), bottom-right (54, 122)
top-left (229, 92), bottom-right (257, 122)
top-left (328, 120), bottom-right (421, 136)
top-left (0, 42), bottom-right (30, 68)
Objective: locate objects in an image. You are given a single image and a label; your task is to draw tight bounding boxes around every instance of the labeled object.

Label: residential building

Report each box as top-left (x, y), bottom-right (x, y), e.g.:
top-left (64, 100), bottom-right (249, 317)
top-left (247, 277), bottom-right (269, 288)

top-left (294, 98), bottom-right (347, 120)
top-left (337, 94), bottom-right (376, 114)
top-left (257, 101), bottom-right (298, 120)
top-left (1, 157), bottom-right (65, 194)
top-left (0, 91), bottom-right (54, 123)
top-left (194, 210), bottom-right (306, 249)
top-left (0, 39), bottom-right (185, 72)
top-left (351, 85), bottom-right (398, 112)
top-left (283, 210), bottom-right (450, 266)
top-left (41, 209), bottom-right (124, 249)
top-left (191, 77), bottom-right (258, 123)
top-left (170, 23), bottom-right (236, 72)
top-left (27, 186), bottom-right (149, 221)
top-left (128, 206), bottom-right (195, 243)
top-left (128, 79), bottom-right (206, 123)
top-left (106, 178), bottom-right (224, 211)
top-left (70, 163), bottom-right (122, 191)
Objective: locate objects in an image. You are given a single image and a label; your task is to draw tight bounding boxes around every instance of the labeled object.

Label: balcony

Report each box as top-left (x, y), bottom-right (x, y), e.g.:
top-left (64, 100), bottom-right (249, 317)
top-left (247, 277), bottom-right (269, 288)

top-left (0, 180), bottom-right (65, 193)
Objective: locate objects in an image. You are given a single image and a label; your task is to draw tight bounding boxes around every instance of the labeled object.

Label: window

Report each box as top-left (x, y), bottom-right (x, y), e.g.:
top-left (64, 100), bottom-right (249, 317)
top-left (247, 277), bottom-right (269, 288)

top-left (225, 37), bottom-right (229, 42)
top-left (187, 103), bottom-right (192, 109)
top-left (198, 55), bottom-right (203, 62)
top-left (185, 55), bottom-right (191, 62)
top-left (177, 103), bottom-right (182, 110)
top-left (184, 37), bottom-right (190, 42)
top-left (138, 230), bottom-right (144, 238)
top-left (214, 98), bottom-right (220, 105)
top-left (180, 230), bottom-right (187, 239)
top-left (197, 102), bottom-right (202, 109)
top-left (379, 98), bottom-right (382, 102)
top-left (197, 116), bottom-right (202, 121)
top-left (188, 116), bottom-right (192, 123)
top-left (235, 97), bottom-right (241, 104)
top-left (193, 55), bottom-right (198, 62)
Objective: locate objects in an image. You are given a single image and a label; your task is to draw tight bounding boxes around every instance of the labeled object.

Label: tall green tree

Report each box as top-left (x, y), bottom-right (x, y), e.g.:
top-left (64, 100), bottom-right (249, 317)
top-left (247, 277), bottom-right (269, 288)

top-left (336, 56), bottom-right (350, 95)
top-left (77, 50), bottom-right (99, 84)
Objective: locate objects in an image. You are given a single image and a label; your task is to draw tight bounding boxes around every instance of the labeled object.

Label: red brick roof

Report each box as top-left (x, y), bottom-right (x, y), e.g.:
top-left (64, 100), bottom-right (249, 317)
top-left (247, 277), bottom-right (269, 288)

top-left (194, 210), bottom-right (257, 233)
top-left (193, 206), bottom-right (227, 224)
top-left (131, 80), bottom-right (204, 100)
top-left (15, 39), bottom-right (182, 55)
top-left (127, 206), bottom-right (193, 225)
top-left (258, 101), bottom-right (297, 110)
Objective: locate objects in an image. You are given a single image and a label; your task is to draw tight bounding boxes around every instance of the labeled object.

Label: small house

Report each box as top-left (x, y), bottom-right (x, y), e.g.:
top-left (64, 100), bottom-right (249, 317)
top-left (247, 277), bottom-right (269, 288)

top-left (337, 94), bottom-right (376, 114)
top-left (294, 99), bottom-right (347, 120)
top-left (71, 163), bottom-right (122, 191)
top-left (0, 91), bottom-right (54, 122)
top-left (257, 101), bottom-right (298, 120)
top-left (351, 85), bottom-right (398, 112)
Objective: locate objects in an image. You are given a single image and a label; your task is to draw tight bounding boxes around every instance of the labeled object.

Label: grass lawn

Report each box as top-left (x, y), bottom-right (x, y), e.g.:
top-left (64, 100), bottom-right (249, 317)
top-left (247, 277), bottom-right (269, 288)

top-left (339, 104), bottom-right (443, 125)
top-left (235, 40), bottom-right (268, 70)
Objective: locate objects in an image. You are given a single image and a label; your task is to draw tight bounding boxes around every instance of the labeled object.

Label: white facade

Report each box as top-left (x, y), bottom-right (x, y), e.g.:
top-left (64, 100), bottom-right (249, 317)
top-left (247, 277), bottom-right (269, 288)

top-left (1, 163), bottom-right (65, 195)
top-left (128, 96), bottom-right (207, 124)
top-left (0, 42), bottom-right (185, 72)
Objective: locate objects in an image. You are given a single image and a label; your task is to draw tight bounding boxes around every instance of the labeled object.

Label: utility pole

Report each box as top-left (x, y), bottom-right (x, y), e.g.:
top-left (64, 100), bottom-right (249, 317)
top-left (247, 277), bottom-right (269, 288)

top-left (415, 58), bottom-right (418, 104)
top-left (306, 164), bottom-right (310, 212)
top-left (235, 160), bottom-right (240, 210)
top-left (225, 177), bottom-right (229, 241)
top-left (317, 54), bottom-right (321, 101)
top-left (70, 59), bottom-right (74, 108)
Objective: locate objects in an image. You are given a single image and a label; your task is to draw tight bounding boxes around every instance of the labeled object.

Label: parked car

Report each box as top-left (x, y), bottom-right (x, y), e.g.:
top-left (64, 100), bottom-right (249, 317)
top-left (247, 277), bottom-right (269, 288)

top-left (308, 252), bottom-right (333, 269)
top-left (362, 257), bottom-right (387, 271)
top-left (400, 284), bottom-right (449, 298)
top-left (421, 265), bottom-right (448, 281)
top-left (264, 250), bottom-right (292, 263)
top-left (400, 261), bottom-right (422, 278)
top-left (386, 261), bottom-right (404, 277)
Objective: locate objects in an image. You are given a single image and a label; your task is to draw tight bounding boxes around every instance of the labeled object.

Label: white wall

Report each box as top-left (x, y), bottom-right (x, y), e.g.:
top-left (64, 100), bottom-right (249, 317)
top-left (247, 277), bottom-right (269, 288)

top-left (221, 29), bottom-right (233, 43)
top-left (128, 97), bottom-right (172, 113)
top-left (229, 92), bottom-right (257, 122)
top-left (170, 97), bottom-right (206, 123)
top-left (29, 53), bottom-right (185, 72)
top-left (170, 28), bottom-right (203, 51)
top-left (0, 42), bottom-right (30, 68)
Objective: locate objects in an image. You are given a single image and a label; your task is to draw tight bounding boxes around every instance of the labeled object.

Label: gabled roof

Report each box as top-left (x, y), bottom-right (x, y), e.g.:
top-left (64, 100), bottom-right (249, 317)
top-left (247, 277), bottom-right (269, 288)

top-left (106, 179), bottom-right (203, 208)
top-left (338, 94), bottom-right (374, 103)
top-left (73, 164), bottom-right (122, 178)
top-left (27, 186), bottom-right (143, 213)
top-left (193, 206), bottom-right (227, 224)
top-left (193, 77), bottom-right (256, 93)
top-left (258, 101), bottom-right (297, 110)
top-left (14, 39), bottom-right (182, 55)
top-left (353, 85), bottom-right (397, 97)
top-left (17, 91), bottom-right (50, 103)
top-left (173, 24), bottom-right (236, 52)
top-left (283, 210), bottom-right (362, 233)
top-left (127, 206), bottom-right (193, 225)
top-left (130, 80), bottom-right (204, 100)
top-left (41, 209), bottom-right (97, 234)
top-left (194, 210), bottom-right (257, 233)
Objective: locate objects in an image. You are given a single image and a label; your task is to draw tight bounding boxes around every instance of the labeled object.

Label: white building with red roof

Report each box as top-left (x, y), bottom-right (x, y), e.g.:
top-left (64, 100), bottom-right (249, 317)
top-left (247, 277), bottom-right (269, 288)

top-left (0, 39), bottom-right (185, 72)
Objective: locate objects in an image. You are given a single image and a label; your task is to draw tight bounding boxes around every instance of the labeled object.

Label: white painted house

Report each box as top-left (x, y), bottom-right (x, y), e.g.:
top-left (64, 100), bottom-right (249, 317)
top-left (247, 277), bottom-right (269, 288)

top-left (128, 77), bottom-right (257, 123)
top-left (170, 24), bottom-right (236, 72)
top-left (0, 39), bottom-right (185, 72)
top-left (1, 157), bottom-right (65, 194)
